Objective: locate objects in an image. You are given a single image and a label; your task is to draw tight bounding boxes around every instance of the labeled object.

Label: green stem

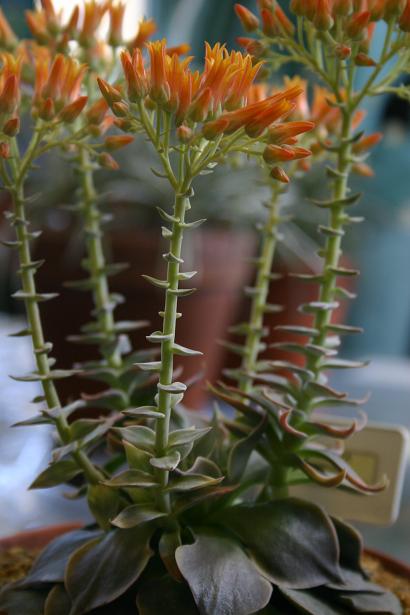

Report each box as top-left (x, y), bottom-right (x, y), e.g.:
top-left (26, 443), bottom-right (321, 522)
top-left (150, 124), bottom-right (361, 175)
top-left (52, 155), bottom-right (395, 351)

top-left (8, 136), bottom-right (103, 484)
top-left (299, 109), bottom-right (353, 412)
top-left (239, 182), bottom-right (281, 394)
top-left (78, 146), bottom-right (122, 371)
top-left (154, 189), bottom-right (190, 512)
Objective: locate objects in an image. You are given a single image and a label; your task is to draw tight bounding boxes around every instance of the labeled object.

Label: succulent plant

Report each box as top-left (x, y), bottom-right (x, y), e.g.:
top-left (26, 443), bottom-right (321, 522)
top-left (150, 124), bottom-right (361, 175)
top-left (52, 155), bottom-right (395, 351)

top-left (0, 1), bottom-right (408, 614)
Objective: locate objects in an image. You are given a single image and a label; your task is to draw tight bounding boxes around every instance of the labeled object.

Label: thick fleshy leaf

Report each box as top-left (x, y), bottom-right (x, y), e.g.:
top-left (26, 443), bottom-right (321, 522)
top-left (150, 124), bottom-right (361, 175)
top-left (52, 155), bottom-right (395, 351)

top-left (44, 585), bottom-right (71, 615)
top-left (111, 504), bottom-right (167, 529)
top-left (175, 529), bottom-right (272, 615)
top-left (335, 589), bottom-right (402, 614)
top-left (66, 525), bottom-right (154, 614)
top-left (0, 587), bottom-right (48, 615)
top-left (279, 588), bottom-right (348, 614)
top-left (166, 473), bottom-right (223, 492)
top-left (168, 427), bottom-right (211, 448)
top-left (29, 459), bottom-right (81, 489)
top-left (228, 415), bottom-right (267, 483)
top-left (87, 484), bottom-right (120, 530)
top-left (103, 469), bottom-right (157, 488)
top-left (16, 528), bottom-right (101, 587)
top-left (217, 498), bottom-right (341, 589)
top-left (159, 529), bottom-right (183, 581)
top-left (136, 574), bottom-right (198, 615)
top-left (150, 450), bottom-right (181, 471)
top-left (114, 426), bottom-right (156, 453)
top-left (332, 517), bottom-right (364, 573)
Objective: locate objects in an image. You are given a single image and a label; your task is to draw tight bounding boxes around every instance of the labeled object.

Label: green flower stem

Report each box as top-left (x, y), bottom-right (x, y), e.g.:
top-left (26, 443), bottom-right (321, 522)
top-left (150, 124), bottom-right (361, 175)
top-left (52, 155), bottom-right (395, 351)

top-left (154, 190), bottom-right (190, 512)
top-left (78, 146), bottom-right (122, 371)
top-left (298, 109), bottom-right (353, 413)
top-left (8, 133), bottom-right (103, 485)
top-left (239, 181), bottom-right (281, 394)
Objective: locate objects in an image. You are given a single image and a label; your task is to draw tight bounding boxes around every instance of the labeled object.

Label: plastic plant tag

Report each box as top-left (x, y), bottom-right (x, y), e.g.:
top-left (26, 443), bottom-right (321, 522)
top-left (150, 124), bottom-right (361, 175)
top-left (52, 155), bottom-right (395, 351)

top-left (290, 420), bottom-right (409, 525)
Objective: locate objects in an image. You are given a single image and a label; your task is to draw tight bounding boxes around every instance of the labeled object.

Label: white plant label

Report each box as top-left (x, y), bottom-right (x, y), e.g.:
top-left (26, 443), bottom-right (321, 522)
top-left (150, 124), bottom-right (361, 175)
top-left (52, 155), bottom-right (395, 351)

top-left (290, 420), bottom-right (409, 525)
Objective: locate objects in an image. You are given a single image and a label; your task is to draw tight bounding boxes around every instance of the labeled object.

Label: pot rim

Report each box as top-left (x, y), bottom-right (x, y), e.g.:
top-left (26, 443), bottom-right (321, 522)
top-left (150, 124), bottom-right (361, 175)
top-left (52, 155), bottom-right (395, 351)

top-left (1, 524), bottom-right (409, 581)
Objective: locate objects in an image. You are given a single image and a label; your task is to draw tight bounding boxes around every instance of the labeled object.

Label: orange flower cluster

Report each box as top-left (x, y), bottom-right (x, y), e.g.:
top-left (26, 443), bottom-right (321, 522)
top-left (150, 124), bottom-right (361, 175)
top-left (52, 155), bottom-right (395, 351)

top-left (236, 0), bottom-right (410, 64)
top-left (26, 0), bottom-right (157, 56)
top-left (110, 39), bottom-right (305, 142)
top-left (32, 52), bottom-right (88, 123)
top-left (0, 54), bottom-right (22, 150)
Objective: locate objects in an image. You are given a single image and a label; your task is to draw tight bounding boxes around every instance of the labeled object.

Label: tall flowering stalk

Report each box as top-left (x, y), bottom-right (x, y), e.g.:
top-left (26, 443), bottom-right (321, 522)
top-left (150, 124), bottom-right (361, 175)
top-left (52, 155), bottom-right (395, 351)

top-left (219, 0), bottom-right (410, 496)
top-left (0, 49), bottom-right (104, 486)
top-left (25, 0), bottom-right (158, 415)
top-left (98, 40), bottom-right (305, 512)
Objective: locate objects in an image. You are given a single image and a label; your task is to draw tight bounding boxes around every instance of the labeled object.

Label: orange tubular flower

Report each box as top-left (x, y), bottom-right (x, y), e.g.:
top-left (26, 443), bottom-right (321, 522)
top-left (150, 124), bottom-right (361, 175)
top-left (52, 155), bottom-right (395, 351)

top-left (147, 40), bottom-right (169, 102)
top-left (108, 1), bottom-right (126, 47)
top-left (0, 53), bottom-right (22, 116)
top-left (79, 1), bottom-right (108, 47)
top-left (0, 9), bottom-right (17, 50)
top-left (131, 18), bottom-right (157, 50)
top-left (34, 53), bottom-right (87, 120)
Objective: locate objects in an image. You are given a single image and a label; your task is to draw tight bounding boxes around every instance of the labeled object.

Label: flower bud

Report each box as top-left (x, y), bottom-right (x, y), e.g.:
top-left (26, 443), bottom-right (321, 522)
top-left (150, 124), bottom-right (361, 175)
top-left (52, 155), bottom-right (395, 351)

top-left (202, 118), bottom-right (230, 140)
top-left (104, 135), bottom-right (134, 151)
top-left (332, 0), bottom-right (353, 16)
top-left (399, 0), bottom-right (410, 30)
top-left (0, 142), bottom-right (10, 158)
top-left (270, 166), bottom-right (290, 183)
top-left (384, 0), bottom-right (406, 19)
top-left (98, 152), bottom-right (119, 170)
top-left (0, 75), bottom-right (19, 114)
top-left (0, 8), bottom-right (17, 49)
top-left (177, 125), bottom-right (193, 143)
top-left (59, 96), bottom-right (88, 123)
top-left (268, 121), bottom-right (315, 144)
top-left (352, 162), bottom-right (374, 176)
top-left (113, 118), bottom-right (134, 132)
top-left (275, 5), bottom-right (295, 34)
top-left (97, 78), bottom-right (123, 108)
top-left (261, 8), bottom-right (277, 36)
top-left (290, 146), bottom-right (312, 159)
top-left (354, 52), bottom-right (376, 66)
top-left (3, 116), bottom-right (20, 137)
top-left (112, 101), bottom-right (129, 118)
top-left (335, 44), bottom-right (352, 59)
top-left (234, 4), bottom-right (260, 32)
top-left (352, 132), bottom-right (382, 153)
top-left (346, 11), bottom-right (371, 38)
top-left (39, 97), bottom-right (55, 121)
top-left (87, 98), bottom-right (109, 125)
top-left (314, 0), bottom-right (334, 30)
top-left (236, 37), bottom-right (266, 57)
top-left (263, 144), bottom-right (296, 163)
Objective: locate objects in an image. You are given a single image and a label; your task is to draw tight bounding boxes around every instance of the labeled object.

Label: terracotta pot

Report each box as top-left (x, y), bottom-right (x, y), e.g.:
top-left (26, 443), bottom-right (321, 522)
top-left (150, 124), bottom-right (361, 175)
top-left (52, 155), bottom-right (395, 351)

top-left (0, 525), bottom-right (408, 615)
top-left (364, 547), bottom-right (410, 579)
top-left (32, 226), bottom-right (256, 409)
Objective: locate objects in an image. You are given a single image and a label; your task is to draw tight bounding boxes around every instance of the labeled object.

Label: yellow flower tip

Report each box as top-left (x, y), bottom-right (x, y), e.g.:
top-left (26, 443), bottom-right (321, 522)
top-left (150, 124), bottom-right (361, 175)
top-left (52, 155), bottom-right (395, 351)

top-left (132, 18), bottom-right (157, 50)
top-left (166, 43), bottom-right (191, 57)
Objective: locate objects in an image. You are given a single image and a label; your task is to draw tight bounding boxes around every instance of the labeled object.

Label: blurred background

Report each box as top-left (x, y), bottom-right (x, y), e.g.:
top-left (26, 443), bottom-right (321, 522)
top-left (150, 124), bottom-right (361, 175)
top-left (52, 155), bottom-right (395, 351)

top-left (0, 0), bottom-right (409, 563)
